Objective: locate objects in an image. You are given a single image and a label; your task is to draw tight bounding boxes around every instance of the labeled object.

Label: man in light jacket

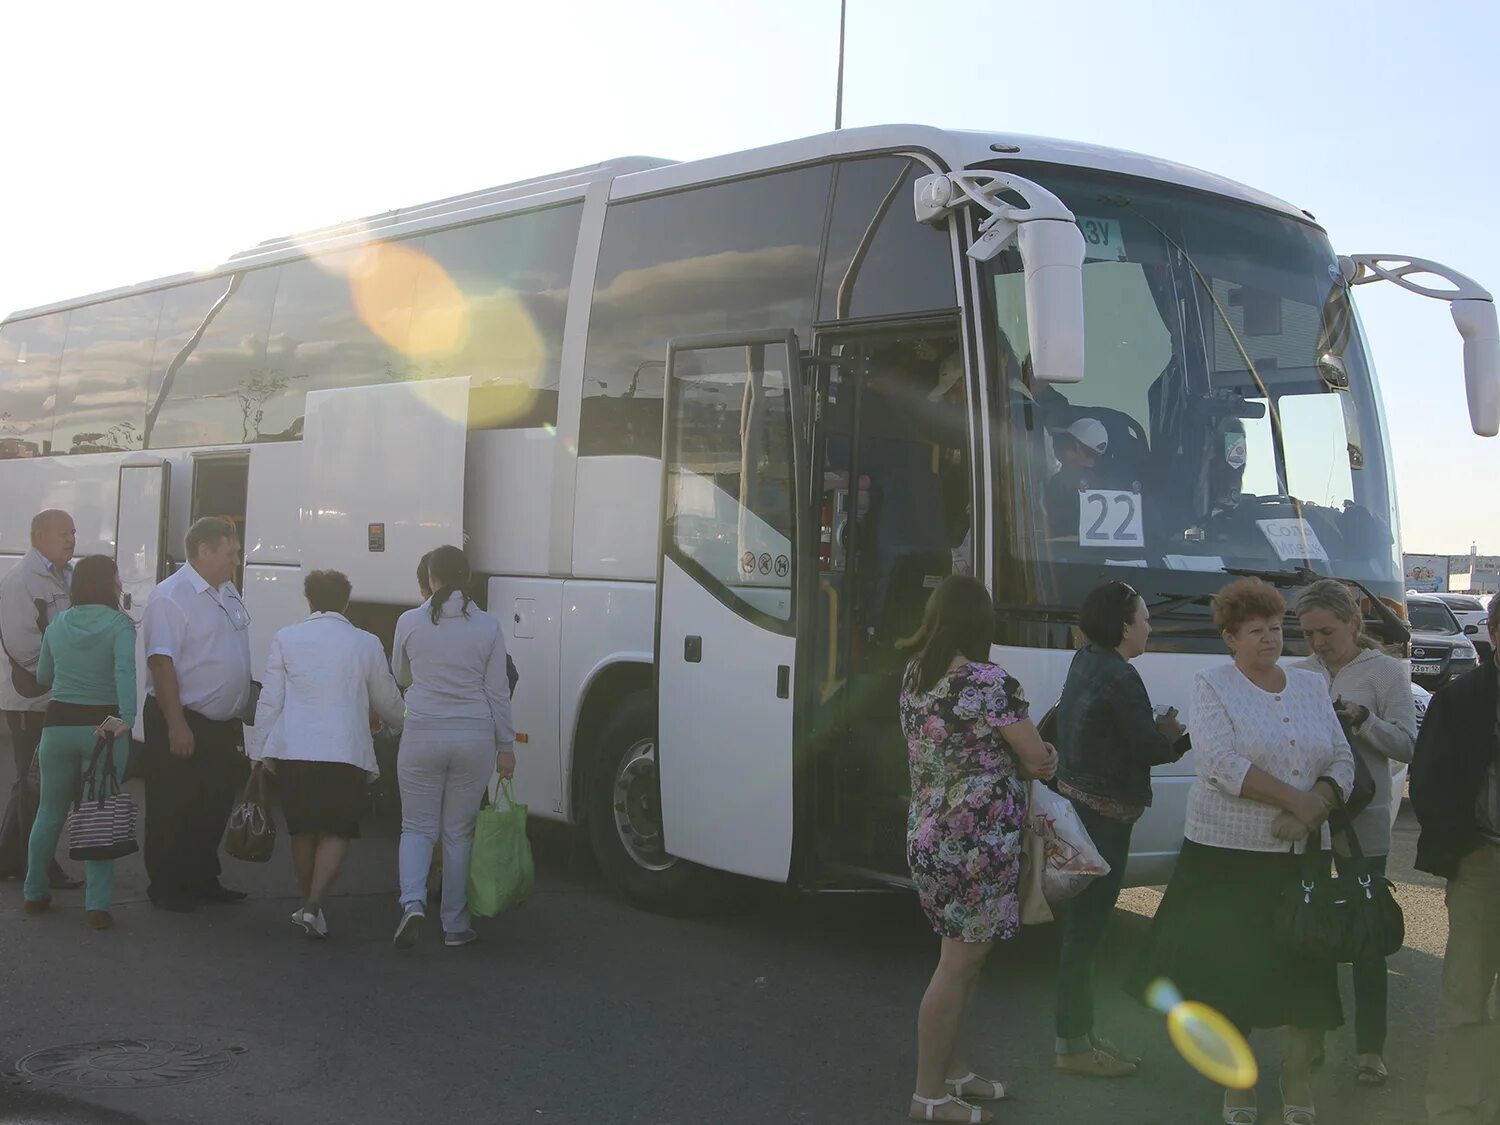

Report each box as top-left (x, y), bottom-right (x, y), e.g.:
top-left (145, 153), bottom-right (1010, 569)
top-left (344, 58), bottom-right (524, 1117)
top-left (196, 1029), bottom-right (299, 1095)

top-left (0, 509), bottom-right (81, 888)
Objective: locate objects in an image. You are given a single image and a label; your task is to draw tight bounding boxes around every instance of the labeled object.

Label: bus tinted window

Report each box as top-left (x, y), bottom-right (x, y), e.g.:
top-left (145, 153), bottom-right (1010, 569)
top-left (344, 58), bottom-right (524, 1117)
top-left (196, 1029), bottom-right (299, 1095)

top-left (580, 165), bottom-right (831, 457)
top-left (412, 204), bottom-right (581, 430)
top-left (820, 157), bottom-right (956, 321)
top-left (256, 254), bottom-right (405, 442)
top-left (53, 293), bottom-right (161, 455)
top-left (0, 314), bottom-right (69, 458)
top-left (146, 271), bottom-right (280, 449)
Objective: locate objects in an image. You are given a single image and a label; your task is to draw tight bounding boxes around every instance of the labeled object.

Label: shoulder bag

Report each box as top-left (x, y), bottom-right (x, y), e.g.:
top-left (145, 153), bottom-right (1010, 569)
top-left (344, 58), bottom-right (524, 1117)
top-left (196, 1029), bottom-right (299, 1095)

top-left (1273, 795), bottom-right (1404, 964)
top-left (0, 618), bottom-right (47, 699)
top-left (68, 735), bottom-right (139, 860)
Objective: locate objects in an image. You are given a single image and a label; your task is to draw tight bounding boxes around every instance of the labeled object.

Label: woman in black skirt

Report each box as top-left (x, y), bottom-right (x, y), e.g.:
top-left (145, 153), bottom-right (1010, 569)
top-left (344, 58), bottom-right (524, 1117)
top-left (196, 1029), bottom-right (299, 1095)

top-left (249, 570), bottom-right (406, 938)
top-left (1131, 578), bottom-right (1354, 1125)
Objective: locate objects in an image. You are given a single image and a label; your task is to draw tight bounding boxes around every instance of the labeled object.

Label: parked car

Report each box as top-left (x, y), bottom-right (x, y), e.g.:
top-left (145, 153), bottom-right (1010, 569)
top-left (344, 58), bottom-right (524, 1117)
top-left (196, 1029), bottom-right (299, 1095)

top-left (1435, 593), bottom-right (1493, 657)
top-left (1407, 593), bottom-right (1481, 690)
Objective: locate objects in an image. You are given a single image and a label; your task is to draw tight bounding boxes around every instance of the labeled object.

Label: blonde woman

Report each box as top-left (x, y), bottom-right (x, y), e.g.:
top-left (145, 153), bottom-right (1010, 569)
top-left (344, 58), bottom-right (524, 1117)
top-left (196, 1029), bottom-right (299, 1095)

top-left (1294, 579), bottom-right (1415, 1087)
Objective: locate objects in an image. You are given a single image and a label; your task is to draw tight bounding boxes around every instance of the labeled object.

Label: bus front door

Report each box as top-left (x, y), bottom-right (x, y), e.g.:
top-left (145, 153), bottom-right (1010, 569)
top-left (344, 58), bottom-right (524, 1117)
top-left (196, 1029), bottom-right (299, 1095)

top-left (655, 332), bottom-right (810, 883)
top-left (808, 324), bottom-right (970, 882)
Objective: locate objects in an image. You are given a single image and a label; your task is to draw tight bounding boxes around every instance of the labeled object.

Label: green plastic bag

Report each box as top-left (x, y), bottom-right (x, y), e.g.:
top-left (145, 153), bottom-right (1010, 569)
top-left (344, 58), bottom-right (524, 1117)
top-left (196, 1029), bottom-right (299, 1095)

top-left (467, 779), bottom-right (534, 917)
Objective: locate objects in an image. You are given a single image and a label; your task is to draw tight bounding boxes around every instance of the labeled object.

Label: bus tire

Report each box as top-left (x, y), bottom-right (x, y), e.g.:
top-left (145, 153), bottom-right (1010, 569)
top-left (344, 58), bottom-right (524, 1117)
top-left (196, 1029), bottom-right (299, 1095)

top-left (587, 693), bottom-right (717, 915)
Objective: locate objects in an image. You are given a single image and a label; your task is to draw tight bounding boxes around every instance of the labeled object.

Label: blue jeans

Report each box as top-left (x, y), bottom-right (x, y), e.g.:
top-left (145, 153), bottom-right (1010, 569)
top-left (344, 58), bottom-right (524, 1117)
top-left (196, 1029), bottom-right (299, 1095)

top-left (1334, 852), bottom-right (1390, 1054)
top-left (1055, 800), bottom-right (1135, 1054)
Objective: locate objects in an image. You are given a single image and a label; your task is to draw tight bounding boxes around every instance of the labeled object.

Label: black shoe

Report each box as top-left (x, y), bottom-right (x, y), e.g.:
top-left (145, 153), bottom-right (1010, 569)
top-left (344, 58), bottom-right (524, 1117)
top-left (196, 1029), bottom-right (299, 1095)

top-left (198, 883), bottom-right (248, 903)
top-left (151, 895), bottom-right (198, 913)
top-left (48, 868), bottom-right (84, 891)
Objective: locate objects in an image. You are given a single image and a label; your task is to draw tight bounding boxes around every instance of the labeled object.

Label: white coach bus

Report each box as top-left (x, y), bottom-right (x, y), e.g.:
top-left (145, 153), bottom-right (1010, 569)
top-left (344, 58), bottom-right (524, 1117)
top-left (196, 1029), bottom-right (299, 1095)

top-left (2, 125), bottom-right (1496, 909)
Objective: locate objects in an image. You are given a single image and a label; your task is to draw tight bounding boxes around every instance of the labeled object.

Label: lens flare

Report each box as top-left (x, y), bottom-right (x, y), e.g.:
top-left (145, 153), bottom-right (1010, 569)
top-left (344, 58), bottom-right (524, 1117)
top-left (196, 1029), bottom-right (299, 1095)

top-left (348, 241), bottom-right (468, 359)
top-left (1146, 979), bottom-right (1258, 1090)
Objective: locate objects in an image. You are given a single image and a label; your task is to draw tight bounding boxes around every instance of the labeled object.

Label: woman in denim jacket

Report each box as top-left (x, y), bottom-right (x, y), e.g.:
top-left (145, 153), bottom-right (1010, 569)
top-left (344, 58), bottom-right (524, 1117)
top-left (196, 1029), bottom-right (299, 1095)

top-left (1052, 581), bottom-right (1186, 1078)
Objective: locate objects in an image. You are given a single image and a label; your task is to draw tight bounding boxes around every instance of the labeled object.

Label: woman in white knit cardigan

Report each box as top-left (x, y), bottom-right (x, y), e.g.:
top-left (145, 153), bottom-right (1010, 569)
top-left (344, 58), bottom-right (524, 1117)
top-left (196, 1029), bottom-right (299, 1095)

top-left (1295, 579), bottom-right (1417, 1089)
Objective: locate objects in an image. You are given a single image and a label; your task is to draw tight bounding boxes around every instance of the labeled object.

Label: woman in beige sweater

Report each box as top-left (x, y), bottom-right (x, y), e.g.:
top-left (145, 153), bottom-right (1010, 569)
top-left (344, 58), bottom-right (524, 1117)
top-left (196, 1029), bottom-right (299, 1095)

top-left (1295, 579), bottom-right (1417, 1088)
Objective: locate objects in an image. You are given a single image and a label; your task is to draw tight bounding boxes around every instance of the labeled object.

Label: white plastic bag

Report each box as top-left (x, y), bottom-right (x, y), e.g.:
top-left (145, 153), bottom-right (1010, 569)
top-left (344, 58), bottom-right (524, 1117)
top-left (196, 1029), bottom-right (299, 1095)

top-left (1024, 780), bottom-right (1109, 905)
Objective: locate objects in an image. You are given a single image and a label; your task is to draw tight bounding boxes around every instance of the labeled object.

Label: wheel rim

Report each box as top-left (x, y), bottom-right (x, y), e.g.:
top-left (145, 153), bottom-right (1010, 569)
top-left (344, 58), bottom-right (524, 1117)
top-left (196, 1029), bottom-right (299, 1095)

top-left (611, 738), bottom-right (677, 873)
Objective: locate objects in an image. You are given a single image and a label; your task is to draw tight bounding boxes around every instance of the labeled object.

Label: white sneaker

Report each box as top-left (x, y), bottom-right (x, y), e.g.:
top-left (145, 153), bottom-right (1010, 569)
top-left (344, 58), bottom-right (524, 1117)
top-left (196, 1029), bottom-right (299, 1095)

top-left (444, 928), bottom-right (478, 947)
top-left (393, 903), bottom-right (424, 950)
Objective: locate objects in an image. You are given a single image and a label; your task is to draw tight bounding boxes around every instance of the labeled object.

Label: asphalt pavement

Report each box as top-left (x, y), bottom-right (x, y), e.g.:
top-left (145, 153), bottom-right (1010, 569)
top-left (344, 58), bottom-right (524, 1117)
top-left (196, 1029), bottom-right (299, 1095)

top-left (0, 738), bottom-right (1450, 1125)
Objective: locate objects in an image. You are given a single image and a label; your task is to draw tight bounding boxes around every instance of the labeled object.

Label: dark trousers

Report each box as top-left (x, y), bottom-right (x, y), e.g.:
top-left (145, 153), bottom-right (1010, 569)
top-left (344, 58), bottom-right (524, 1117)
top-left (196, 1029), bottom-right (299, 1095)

top-left (1055, 800), bottom-right (1135, 1050)
top-left (143, 696), bottom-right (240, 901)
top-left (1334, 852), bottom-right (1390, 1054)
top-left (0, 710), bottom-right (49, 876)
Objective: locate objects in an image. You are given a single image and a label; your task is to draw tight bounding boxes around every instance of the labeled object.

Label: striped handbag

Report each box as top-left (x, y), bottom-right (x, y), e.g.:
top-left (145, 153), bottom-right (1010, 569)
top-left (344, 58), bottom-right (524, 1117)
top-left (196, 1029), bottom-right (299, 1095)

top-left (68, 735), bottom-right (139, 861)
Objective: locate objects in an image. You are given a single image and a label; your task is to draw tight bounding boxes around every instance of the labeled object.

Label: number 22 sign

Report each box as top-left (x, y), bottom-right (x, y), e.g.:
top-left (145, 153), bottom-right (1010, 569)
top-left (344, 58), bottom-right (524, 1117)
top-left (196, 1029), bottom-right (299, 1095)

top-left (1078, 490), bottom-right (1145, 548)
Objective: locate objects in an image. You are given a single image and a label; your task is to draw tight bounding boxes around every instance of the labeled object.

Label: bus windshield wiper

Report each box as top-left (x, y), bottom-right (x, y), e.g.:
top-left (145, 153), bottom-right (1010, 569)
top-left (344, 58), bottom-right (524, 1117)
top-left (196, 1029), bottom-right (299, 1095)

top-left (1221, 566), bottom-right (1410, 646)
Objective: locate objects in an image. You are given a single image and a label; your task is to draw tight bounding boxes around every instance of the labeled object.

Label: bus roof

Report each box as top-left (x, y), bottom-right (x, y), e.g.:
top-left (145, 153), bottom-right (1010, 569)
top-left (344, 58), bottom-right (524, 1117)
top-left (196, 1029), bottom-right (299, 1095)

top-left (5, 124), bottom-right (1310, 323)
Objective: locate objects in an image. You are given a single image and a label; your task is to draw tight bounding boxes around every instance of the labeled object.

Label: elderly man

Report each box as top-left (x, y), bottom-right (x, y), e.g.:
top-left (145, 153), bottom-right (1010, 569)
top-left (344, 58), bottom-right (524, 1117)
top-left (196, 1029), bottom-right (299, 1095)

top-left (1412, 591), bottom-right (1500, 1125)
top-left (0, 510), bottom-right (82, 888)
top-left (142, 517), bottom-right (254, 912)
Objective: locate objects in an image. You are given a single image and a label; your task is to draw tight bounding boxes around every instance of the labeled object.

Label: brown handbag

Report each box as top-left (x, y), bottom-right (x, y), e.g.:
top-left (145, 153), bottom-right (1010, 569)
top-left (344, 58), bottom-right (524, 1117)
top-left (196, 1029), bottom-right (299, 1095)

top-left (224, 768), bottom-right (275, 863)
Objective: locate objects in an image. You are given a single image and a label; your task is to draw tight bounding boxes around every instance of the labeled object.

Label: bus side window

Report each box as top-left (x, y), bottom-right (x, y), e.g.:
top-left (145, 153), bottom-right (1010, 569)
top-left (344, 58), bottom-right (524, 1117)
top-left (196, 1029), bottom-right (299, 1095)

top-left (579, 164), bottom-right (831, 459)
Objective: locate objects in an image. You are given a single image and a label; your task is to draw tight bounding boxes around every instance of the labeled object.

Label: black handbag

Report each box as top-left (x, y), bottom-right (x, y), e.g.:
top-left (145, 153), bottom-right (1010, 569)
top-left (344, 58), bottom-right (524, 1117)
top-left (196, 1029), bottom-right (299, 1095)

top-left (1345, 748), bottom-right (1376, 820)
top-left (1273, 803), bottom-right (1404, 964)
top-left (0, 620), bottom-right (47, 699)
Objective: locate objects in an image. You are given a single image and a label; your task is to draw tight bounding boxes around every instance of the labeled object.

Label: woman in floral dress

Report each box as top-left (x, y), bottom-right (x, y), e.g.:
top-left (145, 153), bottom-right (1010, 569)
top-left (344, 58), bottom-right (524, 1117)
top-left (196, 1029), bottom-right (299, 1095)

top-left (899, 576), bottom-right (1058, 1124)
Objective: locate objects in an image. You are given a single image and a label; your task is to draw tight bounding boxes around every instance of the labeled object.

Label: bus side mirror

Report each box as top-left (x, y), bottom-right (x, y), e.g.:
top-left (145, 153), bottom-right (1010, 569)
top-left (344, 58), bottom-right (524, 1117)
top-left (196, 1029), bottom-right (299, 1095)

top-left (1341, 254), bottom-right (1500, 437)
top-left (916, 170), bottom-right (1087, 385)
top-left (1451, 299), bottom-right (1500, 437)
top-left (1017, 219), bottom-right (1087, 386)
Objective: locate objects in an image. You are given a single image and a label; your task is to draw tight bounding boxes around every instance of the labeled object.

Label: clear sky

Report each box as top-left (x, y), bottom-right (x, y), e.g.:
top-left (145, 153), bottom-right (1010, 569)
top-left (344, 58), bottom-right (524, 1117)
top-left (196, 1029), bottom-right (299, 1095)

top-left (2, 0), bottom-right (1496, 553)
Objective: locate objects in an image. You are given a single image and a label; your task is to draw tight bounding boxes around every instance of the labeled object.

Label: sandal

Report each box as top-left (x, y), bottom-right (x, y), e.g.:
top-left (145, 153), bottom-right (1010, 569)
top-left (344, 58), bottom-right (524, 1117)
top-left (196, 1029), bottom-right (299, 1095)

top-left (1279, 1079), bottom-right (1315, 1125)
top-left (910, 1094), bottom-right (991, 1123)
top-left (1355, 1055), bottom-right (1387, 1087)
top-left (946, 1072), bottom-right (1008, 1101)
top-left (1223, 1092), bottom-right (1258, 1125)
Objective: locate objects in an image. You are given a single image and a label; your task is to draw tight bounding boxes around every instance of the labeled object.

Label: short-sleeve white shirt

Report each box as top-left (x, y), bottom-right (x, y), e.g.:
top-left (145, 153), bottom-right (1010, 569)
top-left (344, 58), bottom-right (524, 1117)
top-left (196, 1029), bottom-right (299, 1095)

top-left (142, 562), bottom-right (253, 722)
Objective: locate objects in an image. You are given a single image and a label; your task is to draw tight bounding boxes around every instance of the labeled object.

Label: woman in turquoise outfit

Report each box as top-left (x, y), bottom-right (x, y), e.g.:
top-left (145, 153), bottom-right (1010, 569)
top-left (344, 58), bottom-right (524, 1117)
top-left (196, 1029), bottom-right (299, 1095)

top-left (24, 555), bottom-right (136, 930)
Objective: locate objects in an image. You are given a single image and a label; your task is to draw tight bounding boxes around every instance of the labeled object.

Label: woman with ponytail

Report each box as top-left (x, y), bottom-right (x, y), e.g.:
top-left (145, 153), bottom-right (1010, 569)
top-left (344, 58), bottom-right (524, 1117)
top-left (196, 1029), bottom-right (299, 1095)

top-left (390, 545), bottom-right (515, 950)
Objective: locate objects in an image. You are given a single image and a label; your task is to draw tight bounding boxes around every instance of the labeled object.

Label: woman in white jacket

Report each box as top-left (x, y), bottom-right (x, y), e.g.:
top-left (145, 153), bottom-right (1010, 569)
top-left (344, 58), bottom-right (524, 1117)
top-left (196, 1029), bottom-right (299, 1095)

top-left (250, 570), bottom-right (405, 938)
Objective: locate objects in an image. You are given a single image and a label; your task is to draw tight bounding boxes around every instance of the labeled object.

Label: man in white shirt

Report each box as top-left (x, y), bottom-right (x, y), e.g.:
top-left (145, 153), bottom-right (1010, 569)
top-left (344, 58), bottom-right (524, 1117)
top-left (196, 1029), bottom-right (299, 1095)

top-left (141, 517), bottom-right (254, 912)
top-left (0, 510), bottom-right (82, 888)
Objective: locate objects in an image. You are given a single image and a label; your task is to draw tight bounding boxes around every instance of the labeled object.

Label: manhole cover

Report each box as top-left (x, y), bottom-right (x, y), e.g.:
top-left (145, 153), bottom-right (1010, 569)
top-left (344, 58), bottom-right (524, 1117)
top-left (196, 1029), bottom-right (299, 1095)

top-left (16, 1039), bottom-right (238, 1088)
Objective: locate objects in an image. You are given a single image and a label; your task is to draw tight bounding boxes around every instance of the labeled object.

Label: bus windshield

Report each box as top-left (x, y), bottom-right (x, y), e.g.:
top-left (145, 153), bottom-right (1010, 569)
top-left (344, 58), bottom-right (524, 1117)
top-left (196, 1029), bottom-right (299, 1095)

top-left (984, 164), bottom-right (1402, 629)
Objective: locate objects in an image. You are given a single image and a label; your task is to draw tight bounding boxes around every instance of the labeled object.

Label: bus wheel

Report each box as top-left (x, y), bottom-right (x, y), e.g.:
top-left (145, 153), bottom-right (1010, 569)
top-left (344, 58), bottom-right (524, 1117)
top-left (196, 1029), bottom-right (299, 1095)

top-left (588, 694), bottom-right (715, 914)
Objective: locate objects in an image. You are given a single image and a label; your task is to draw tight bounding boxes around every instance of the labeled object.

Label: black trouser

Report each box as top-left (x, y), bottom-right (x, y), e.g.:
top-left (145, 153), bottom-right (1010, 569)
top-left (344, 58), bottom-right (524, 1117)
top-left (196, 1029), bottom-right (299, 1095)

top-left (0, 710), bottom-right (49, 876)
top-left (143, 696), bottom-right (241, 901)
top-left (1334, 851), bottom-right (1390, 1055)
top-left (1054, 800), bottom-right (1136, 1051)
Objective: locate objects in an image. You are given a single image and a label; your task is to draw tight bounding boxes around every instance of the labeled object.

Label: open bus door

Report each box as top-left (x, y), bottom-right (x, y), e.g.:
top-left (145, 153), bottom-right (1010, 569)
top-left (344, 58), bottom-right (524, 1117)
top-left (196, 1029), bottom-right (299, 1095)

top-left (655, 332), bottom-right (811, 883)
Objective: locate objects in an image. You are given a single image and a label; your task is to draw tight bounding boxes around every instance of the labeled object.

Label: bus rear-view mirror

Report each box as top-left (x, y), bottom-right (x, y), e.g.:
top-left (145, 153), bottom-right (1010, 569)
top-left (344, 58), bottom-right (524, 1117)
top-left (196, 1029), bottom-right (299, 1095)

top-left (1018, 219), bottom-right (1087, 385)
top-left (1451, 299), bottom-right (1500, 437)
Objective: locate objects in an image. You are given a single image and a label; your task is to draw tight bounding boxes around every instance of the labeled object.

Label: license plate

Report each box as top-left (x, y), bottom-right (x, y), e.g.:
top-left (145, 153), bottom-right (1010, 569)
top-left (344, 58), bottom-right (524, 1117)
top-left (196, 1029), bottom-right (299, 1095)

top-left (1412, 662), bottom-right (1442, 676)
